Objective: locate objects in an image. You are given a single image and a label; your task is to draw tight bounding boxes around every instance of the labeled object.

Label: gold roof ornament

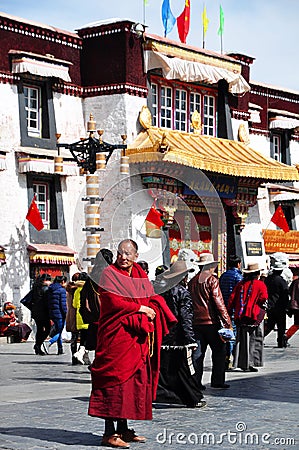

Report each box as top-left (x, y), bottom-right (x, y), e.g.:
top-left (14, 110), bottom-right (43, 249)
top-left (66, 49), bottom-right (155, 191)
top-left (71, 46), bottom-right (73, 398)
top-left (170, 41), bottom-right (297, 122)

top-left (191, 110), bottom-right (202, 134)
top-left (238, 123), bottom-right (250, 145)
top-left (139, 106), bottom-right (152, 130)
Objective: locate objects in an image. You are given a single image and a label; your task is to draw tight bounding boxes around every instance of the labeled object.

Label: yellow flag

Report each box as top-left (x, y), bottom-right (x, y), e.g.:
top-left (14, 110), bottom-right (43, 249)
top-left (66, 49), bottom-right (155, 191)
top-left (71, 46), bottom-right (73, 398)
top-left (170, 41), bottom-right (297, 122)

top-left (202, 5), bottom-right (209, 37)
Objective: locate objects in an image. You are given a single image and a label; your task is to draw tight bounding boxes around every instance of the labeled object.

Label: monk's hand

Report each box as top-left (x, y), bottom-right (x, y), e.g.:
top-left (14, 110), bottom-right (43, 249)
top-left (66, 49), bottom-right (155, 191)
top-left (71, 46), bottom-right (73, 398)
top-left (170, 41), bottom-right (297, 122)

top-left (139, 305), bottom-right (156, 320)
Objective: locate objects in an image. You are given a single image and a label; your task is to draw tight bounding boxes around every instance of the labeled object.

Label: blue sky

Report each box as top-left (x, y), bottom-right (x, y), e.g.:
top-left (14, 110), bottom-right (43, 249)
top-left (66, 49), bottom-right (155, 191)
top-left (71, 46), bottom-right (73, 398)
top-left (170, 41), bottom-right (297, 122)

top-left (1, 0), bottom-right (298, 92)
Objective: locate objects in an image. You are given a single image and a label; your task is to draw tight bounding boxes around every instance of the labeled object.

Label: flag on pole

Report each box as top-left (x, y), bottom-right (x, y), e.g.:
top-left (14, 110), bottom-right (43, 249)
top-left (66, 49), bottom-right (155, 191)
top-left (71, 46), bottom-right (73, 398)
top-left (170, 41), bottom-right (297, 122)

top-left (270, 205), bottom-right (289, 233)
top-left (177, 0), bottom-right (191, 44)
top-left (218, 4), bottom-right (224, 36)
top-left (202, 5), bottom-right (209, 38)
top-left (26, 194), bottom-right (44, 231)
top-left (161, 0), bottom-right (176, 37)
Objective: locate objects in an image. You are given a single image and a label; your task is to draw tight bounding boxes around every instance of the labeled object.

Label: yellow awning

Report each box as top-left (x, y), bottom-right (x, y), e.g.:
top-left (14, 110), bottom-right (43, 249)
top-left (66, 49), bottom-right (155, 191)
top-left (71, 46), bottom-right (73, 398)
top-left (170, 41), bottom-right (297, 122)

top-left (127, 127), bottom-right (299, 181)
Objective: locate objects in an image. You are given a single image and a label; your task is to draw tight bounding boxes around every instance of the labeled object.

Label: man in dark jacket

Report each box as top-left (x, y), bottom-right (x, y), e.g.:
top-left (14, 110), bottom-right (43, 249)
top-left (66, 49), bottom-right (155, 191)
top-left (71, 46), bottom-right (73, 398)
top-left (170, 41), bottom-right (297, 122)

top-left (264, 261), bottom-right (290, 348)
top-left (47, 275), bottom-right (67, 354)
top-left (31, 273), bottom-right (52, 355)
top-left (219, 255), bottom-right (243, 369)
top-left (155, 260), bottom-right (206, 408)
top-left (189, 253), bottom-right (232, 389)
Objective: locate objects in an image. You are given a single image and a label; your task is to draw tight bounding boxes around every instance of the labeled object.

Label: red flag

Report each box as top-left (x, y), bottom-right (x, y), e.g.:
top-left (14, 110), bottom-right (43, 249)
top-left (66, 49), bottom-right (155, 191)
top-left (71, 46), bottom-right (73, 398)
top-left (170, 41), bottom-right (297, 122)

top-left (177, 0), bottom-right (191, 44)
top-left (26, 195), bottom-right (44, 231)
top-left (146, 206), bottom-right (164, 227)
top-left (145, 206), bottom-right (164, 238)
top-left (270, 205), bottom-right (289, 233)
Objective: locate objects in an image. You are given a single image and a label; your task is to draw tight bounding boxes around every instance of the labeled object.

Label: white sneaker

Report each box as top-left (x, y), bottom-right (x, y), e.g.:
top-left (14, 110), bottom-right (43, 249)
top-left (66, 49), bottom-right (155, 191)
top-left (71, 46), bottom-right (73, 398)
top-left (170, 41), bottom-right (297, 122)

top-left (73, 349), bottom-right (85, 365)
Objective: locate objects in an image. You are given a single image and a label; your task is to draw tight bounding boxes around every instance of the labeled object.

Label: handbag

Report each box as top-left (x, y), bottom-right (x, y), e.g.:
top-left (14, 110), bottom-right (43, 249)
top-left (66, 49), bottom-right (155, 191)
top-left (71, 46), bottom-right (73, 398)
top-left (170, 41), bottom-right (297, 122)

top-left (20, 290), bottom-right (34, 311)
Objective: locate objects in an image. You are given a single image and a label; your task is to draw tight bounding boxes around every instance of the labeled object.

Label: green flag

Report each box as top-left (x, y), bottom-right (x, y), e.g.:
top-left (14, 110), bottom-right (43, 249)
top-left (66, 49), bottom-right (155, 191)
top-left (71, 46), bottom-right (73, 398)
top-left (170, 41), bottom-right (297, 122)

top-left (144, 0), bottom-right (149, 5)
top-left (218, 5), bottom-right (224, 36)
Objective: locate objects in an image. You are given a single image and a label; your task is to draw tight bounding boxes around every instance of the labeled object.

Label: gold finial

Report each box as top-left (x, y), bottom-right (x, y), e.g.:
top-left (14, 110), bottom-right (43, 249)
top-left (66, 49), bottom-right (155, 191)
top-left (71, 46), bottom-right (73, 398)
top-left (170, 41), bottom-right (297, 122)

top-left (121, 134), bottom-right (127, 145)
top-left (191, 110), bottom-right (202, 133)
top-left (97, 129), bottom-right (104, 143)
top-left (55, 133), bottom-right (61, 142)
top-left (87, 113), bottom-right (96, 132)
top-left (159, 133), bottom-right (169, 153)
top-left (139, 105), bottom-right (152, 130)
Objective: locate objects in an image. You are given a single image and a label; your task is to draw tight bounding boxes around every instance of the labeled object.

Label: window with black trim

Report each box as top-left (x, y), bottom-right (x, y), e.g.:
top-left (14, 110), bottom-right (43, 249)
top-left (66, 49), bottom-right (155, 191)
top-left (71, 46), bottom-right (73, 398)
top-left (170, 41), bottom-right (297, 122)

top-left (18, 78), bottom-right (57, 149)
top-left (32, 177), bottom-right (58, 230)
top-left (150, 77), bottom-right (217, 135)
top-left (270, 131), bottom-right (291, 165)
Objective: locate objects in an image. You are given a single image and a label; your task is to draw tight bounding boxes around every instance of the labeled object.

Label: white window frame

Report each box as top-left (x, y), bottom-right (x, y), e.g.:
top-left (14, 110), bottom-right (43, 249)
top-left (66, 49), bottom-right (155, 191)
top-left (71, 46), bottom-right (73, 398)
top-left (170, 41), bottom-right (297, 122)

top-left (33, 182), bottom-right (49, 229)
top-left (24, 85), bottom-right (41, 137)
top-left (203, 95), bottom-right (215, 136)
top-left (273, 135), bottom-right (281, 161)
top-left (175, 88), bottom-right (187, 131)
top-left (160, 86), bottom-right (172, 129)
top-left (151, 83), bottom-right (158, 126)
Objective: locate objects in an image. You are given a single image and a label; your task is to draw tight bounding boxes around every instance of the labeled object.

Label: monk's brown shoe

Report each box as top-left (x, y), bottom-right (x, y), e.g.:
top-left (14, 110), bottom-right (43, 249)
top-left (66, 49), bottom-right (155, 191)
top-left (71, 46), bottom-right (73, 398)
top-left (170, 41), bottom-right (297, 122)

top-left (121, 428), bottom-right (146, 443)
top-left (101, 434), bottom-right (130, 448)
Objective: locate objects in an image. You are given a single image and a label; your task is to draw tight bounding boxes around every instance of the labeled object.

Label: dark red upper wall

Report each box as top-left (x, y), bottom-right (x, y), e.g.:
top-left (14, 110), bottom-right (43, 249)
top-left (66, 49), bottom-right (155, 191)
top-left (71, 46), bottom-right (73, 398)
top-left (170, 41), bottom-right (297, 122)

top-left (78, 21), bottom-right (146, 88)
top-left (0, 15), bottom-right (82, 85)
top-left (250, 83), bottom-right (299, 130)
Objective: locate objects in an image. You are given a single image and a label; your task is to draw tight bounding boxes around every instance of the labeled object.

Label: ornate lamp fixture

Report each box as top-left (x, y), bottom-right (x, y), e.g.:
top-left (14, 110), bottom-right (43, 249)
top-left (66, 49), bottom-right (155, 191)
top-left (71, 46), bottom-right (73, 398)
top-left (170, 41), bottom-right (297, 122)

top-left (56, 113), bottom-right (127, 174)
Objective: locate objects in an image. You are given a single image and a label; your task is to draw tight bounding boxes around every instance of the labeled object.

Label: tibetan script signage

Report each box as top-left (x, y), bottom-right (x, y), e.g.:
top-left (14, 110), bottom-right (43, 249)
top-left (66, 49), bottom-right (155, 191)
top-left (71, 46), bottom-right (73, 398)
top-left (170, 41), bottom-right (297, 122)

top-left (263, 229), bottom-right (299, 254)
top-left (245, 241), bottom-right (263, 256)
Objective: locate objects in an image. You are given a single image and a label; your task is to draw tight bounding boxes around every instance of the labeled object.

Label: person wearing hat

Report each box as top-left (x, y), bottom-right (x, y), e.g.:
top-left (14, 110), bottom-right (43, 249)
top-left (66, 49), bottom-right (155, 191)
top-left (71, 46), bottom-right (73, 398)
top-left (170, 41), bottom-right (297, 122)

top-left (227, 263), bottom-right (268, 372)
top-left (0, 302), bottom-right (32, 342)
top-left (155, 260), bottom-right (206, 408)
top-left (188, 253), bottom-right (232, 389)
top-left (264, 259), bottom-right (290, 348)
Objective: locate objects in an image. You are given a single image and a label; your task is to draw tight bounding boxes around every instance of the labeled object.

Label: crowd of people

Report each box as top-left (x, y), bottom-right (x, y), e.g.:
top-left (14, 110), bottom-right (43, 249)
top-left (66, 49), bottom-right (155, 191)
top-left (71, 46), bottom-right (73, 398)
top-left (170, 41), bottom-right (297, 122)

top-left (1, 243), bottom-right (298, 449)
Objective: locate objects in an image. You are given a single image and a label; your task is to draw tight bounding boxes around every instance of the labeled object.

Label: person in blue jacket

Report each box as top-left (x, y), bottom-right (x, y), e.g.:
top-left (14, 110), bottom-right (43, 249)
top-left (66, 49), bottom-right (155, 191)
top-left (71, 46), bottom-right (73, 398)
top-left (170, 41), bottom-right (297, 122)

top-left (47, 275), bottom-right (67, 354)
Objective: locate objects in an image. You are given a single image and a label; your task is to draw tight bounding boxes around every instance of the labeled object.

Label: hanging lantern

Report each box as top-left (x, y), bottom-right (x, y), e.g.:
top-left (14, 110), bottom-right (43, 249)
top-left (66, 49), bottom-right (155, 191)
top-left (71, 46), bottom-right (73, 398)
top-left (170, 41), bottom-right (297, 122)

top-left (86, 234), bottom-right (101, 258)
top-left (86, 174), bottom-right (99, 198)
top-left (85, 204), bottom-right (100, 228)
top-left (96, 153), bottom-right (106, 172)
top-left (54, 156), bottom-right (63, 173)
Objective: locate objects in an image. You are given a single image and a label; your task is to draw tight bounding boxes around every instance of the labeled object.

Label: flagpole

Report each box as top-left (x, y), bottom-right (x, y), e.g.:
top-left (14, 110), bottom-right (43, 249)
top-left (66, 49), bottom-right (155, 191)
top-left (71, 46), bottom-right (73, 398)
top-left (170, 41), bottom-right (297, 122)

top-left (143, 0), bottom-right (146, 25)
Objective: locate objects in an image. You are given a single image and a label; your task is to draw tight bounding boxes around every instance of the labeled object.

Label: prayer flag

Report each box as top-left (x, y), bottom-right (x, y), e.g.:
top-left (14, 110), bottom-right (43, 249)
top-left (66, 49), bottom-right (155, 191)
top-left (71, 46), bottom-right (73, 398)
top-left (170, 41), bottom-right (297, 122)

top-left (270, 205), bottom-right (289, 233)
top-left (202, 5), bottom-right (209, 37)
top-left (177, 0), bottom-right (191, 44)
top-left (218, 4), bottom-right (224, 36)
top-left (26, 194), bottom-right (44, 231)
top-left (161, 0), bottom-right (176, 37)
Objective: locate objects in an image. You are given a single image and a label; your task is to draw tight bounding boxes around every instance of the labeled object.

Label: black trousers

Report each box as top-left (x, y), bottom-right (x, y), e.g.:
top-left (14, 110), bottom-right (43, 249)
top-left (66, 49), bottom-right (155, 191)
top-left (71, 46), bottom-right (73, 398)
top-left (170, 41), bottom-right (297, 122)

top-left (156, 347), bottom-right (203, 407)
top-left (264, 309), bottom-right (286, 347)
top-left (193, 324), bottom-right (226, 386)
top-left (35, 319), bottom-right (51, 347)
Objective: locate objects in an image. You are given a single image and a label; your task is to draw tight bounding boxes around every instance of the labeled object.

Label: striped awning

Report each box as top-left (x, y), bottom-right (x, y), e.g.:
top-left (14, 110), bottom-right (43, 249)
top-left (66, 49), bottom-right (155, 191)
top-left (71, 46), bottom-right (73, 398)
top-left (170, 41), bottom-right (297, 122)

top-left (28, 244), bottom-right (75, 265)
top-left (10, 50), bottom-right (72, 82)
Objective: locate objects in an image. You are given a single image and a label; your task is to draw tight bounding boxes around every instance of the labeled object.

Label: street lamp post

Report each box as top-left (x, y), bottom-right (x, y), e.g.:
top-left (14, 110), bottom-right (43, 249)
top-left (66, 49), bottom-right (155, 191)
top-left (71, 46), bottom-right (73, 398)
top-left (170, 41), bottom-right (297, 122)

top-left (56, 113), bottom-right (128, 269)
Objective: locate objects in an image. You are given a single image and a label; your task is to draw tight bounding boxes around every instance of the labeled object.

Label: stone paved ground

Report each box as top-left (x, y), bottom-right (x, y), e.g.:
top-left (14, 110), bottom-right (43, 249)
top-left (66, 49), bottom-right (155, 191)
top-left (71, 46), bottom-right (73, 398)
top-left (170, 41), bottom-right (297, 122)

top-left (0, 328), bottom-right (298, 450)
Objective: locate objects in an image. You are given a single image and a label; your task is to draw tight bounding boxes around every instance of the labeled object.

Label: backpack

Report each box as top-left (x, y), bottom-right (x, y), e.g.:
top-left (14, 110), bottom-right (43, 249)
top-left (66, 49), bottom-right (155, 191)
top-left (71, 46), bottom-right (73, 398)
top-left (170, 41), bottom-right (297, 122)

top-left (79, 277), bottom-right (100, 324)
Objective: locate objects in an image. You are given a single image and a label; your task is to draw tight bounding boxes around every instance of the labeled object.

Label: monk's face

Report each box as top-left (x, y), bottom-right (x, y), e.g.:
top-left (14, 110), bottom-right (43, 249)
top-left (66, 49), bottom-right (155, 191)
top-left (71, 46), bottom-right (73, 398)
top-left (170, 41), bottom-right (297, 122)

top-left (116, 241), bottom-right (138, 272)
